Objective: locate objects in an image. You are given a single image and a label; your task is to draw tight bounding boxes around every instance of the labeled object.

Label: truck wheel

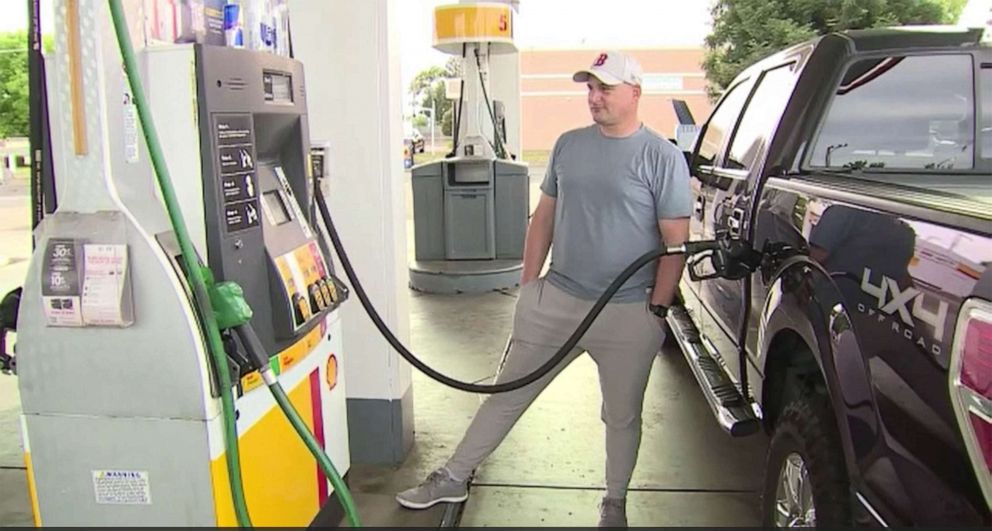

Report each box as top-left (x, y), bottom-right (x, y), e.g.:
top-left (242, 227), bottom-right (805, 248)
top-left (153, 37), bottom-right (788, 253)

top-left (762, 391), bottom-right (851, 527)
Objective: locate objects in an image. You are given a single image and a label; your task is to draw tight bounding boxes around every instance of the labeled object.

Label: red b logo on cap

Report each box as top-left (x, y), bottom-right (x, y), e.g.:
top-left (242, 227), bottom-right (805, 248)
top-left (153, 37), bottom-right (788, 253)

top-left (593, 53), bottom-right (608, 67)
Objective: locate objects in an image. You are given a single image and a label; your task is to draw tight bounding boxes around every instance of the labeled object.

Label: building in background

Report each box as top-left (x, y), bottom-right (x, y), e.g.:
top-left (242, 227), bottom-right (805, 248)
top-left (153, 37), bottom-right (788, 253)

top-left (519, 48), bottom-right (711, 150)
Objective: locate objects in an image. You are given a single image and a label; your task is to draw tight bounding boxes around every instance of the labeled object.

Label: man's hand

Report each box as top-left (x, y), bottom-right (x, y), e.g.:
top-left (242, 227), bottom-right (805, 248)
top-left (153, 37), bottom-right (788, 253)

top-left (520, 193), bottom-right (556, 285)
top-left (651, 218), bottom-right (690, 306)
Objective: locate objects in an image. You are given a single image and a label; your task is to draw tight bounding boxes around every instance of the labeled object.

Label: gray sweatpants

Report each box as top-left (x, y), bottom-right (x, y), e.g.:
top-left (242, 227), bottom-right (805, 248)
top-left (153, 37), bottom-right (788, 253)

top-left (445, 277), bottom-right (665, 498)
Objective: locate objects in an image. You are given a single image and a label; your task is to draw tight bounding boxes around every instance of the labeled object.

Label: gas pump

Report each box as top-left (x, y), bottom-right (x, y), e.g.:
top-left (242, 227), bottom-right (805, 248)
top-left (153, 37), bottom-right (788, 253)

top-left (147, 42), bottom-right (344, 366)
top-left (2, 1), bottom-right (773, 527)
top-left (409, 3), bottom-right (530, 294)
top-left (12, 1), bottom-right (353, 526)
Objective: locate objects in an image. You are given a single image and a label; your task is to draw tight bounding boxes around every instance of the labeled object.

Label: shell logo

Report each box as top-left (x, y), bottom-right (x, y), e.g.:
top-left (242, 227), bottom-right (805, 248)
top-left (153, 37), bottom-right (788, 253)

top-left (326, 354), bottom-right (338, 391)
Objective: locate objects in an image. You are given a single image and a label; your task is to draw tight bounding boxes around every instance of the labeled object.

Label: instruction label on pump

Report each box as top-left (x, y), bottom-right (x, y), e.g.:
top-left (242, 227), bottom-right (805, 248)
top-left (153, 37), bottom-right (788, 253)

top-left (42, 238), bottom-right (83, 326)
top-left (92, 470), bottom-right (151, 505)
top-left (215, 115), bottom-right (253, 146)
top-left (215, 114), bottom-right (260, 234)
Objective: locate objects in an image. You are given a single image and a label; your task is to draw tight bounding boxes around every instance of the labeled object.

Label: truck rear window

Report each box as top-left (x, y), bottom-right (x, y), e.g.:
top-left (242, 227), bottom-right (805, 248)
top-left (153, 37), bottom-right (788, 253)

top-left (808, 54), bottom-right (975, 171)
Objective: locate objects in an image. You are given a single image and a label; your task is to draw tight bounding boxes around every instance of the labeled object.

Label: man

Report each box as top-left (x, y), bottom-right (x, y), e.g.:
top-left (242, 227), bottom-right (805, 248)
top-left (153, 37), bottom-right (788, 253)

top-left (396, 50), bottom-right (692, 527)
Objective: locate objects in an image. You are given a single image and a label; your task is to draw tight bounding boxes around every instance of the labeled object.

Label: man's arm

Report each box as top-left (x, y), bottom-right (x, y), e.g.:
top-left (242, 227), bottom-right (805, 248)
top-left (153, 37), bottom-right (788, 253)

top-left (651, 218), bottom-right (690, 307)
top-left (520, 193), bottom-right (556, 285)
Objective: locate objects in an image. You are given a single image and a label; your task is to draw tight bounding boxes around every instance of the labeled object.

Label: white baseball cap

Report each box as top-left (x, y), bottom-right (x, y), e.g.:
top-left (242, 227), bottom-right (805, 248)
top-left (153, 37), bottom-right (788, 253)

top-left (573, 50), bottom-right (643, 86)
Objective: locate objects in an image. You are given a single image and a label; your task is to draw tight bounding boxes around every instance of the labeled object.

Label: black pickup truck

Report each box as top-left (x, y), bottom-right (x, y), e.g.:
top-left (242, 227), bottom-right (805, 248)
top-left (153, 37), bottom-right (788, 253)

top-left (668, 26), bottom-right (991, 526)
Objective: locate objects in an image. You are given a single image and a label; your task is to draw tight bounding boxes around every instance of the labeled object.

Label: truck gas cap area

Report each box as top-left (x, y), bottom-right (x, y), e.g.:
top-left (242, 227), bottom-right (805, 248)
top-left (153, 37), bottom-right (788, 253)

top-left (0, 0), bottom-right (989, 528)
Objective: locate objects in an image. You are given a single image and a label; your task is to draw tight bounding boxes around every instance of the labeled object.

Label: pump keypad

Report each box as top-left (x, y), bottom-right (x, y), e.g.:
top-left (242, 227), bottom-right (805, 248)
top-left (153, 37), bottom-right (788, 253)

top-left (310, 283), bottom-right (327, 311)
top-left (319, 278), bottom-right (335, 305)
top-left (274, 242), bottom-right (344, 330)
top-left (292, 293), bottom-right (310, 324)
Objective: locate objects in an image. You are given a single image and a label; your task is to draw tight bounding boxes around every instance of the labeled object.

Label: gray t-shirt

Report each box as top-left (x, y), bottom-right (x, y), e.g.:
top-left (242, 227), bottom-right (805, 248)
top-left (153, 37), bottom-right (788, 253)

top-left (540, 124), bottom-right (692, 302)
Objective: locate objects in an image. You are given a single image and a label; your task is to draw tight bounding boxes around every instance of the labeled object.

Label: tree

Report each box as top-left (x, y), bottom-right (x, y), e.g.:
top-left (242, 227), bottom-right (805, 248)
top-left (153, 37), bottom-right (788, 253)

top-left (441, 107), bottom-right (455, 136)
top-left (0, 31), bottom-right (29, 139)
top-left (702, 0), bottom-right (964, 100)
top-left (408, 56), bottom-right (462, 134)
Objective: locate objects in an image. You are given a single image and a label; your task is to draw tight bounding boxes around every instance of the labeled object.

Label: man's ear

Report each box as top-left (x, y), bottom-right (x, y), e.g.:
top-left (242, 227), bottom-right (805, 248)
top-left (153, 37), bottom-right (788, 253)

top-left (632, 85), bottom-right (642, 99)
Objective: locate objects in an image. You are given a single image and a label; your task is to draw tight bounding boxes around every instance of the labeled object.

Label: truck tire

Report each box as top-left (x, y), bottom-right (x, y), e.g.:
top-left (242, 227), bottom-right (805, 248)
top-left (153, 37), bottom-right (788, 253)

top-left (762, 391), bottom-right (851, 527)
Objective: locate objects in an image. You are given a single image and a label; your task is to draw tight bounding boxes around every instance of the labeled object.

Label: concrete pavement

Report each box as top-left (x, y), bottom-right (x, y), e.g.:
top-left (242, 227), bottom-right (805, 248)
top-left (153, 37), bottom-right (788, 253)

top-left (0, 166), bottom-right (769, 526)
top-left (0, 179), bottom-right (31, 526)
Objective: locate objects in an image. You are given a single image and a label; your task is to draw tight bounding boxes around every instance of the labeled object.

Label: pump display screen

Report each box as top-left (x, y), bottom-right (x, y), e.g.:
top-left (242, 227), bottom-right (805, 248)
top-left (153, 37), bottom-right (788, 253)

top-left (262, 190), bottom-right (291, 225)
top-left (263, 71), bottom-right (293, 104)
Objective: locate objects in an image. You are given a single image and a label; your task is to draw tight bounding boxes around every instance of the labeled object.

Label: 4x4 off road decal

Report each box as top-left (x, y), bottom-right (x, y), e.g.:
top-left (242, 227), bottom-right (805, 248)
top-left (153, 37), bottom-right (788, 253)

top-left (860, 267), bottom-right (949, 356)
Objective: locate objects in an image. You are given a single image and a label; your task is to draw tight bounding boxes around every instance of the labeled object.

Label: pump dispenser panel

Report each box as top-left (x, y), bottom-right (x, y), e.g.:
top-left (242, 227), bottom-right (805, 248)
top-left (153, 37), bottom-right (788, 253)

top-left (195, 44), bottom-right (343, 356)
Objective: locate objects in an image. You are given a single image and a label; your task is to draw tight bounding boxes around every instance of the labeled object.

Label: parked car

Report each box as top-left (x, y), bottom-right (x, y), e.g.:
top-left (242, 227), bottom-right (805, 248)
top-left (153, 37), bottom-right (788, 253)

top-left (407, 129), bottom-right (425, 153)
top-left (669, 25), bottom-right (991, 527)
top-left (402, 138), bottom-right (414, 169)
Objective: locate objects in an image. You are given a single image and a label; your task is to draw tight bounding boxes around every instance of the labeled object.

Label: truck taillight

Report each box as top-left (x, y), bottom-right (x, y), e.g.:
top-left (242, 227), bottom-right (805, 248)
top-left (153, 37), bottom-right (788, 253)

top-left (950, 300), bottom-right (992, 510)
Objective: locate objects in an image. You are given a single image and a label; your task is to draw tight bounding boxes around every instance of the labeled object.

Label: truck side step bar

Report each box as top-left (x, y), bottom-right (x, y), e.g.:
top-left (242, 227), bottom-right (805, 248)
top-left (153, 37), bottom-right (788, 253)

top-left (667, 306), bottom-right (761, 437)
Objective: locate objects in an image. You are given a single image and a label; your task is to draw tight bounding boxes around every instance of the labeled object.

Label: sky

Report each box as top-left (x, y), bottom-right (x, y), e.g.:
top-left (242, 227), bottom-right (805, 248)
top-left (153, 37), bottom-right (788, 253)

top-left (2, 0), bottom-right (50, 36)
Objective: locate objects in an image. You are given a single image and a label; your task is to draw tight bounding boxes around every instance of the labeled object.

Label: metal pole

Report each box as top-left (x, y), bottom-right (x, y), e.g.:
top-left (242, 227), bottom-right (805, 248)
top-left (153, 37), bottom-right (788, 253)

top-left (28, 0), bottom-right (56, 234)
top-left (430, 99), bottom-right (436, 153)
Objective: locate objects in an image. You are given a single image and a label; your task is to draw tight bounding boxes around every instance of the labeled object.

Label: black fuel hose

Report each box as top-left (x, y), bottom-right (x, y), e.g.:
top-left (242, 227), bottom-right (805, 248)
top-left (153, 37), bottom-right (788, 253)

top-left (315, 184), bottom-right (710, 394)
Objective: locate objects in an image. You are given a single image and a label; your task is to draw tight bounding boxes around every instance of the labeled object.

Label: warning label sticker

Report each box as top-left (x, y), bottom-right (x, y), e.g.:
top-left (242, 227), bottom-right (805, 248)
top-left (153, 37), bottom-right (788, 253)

top-left (92, 470), bottom-right (151, 505)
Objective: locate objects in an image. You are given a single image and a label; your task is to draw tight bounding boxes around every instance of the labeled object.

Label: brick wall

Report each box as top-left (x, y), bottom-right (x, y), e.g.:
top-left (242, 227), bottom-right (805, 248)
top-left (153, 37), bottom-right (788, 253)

top-left (520, 48), bottom-right (712, 150)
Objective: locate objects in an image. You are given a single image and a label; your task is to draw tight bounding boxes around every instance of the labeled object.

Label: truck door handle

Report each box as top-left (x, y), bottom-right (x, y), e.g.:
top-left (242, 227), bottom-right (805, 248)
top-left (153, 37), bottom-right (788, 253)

top-left (694, 196), bottom-right (705, 220)
top-left (728, 207), bottom-right (745, 238)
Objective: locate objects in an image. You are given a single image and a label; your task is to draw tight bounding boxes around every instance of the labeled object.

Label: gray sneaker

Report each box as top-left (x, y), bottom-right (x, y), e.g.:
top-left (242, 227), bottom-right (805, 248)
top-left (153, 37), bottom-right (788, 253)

top-left (598, 497), bottom-right (627, 527)
top-left (395, 468), bottom-right (469, 509)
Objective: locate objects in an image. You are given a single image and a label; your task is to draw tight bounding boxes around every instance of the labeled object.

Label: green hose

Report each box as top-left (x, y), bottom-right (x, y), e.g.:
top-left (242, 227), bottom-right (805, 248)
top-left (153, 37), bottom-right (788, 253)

top-left (263, 372), bottom-right (361, 527)
top-left (108, 2), bottom-right (252, 526)
top-left (233, 323), bottom-right (362, 527)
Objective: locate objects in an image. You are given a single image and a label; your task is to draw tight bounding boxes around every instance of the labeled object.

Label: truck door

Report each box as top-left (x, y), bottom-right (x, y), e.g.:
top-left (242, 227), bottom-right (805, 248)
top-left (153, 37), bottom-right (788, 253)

top-left (687, 78), bottom-right (753, 327)
top-left (691, 63), bottom-right (800, 388)
top-left (706, 63), bottom-right (801, 383)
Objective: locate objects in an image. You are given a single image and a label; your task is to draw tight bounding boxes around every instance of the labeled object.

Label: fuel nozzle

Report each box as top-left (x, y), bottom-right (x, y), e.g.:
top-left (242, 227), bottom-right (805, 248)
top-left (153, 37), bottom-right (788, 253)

top-left (0, 342), bottom-right (13, 376)
top-left (686, 237), bottom-right (763, 282)
top-left (0, 287), bottom-right (20, 375)
top-left (233, 323), bottom-right (275, 381)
